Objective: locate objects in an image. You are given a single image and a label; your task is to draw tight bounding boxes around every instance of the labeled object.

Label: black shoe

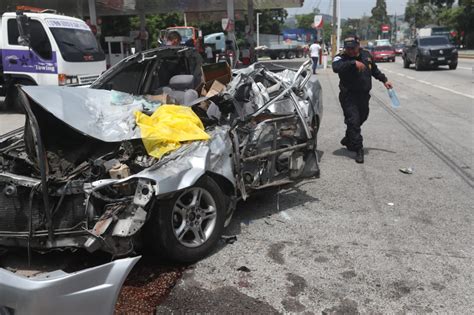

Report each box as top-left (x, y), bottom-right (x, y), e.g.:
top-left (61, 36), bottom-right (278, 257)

top-left (340, 137), bottom-right (349, 146)
top-left (355, 149), bottom-right (364, 163)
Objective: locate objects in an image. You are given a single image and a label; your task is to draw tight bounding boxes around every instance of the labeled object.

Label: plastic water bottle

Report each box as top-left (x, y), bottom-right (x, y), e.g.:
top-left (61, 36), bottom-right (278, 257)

top-left (387, 88), bottom-right (400, 108)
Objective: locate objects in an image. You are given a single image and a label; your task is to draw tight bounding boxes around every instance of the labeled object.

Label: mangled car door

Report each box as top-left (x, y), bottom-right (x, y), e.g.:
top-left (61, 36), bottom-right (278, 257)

top-left (219, 61), bottom-right (322, 199)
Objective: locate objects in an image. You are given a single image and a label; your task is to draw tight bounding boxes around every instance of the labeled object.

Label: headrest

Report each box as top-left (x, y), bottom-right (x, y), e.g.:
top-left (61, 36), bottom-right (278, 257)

top-left (169, 75), bottom-right (195, 90)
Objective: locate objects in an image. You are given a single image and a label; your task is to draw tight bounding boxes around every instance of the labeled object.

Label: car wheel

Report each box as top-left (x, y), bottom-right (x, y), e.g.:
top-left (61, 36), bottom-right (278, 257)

top-left (415, 57), bottom-right (423, 71)
top-left (286, 51), bottom-right (296, 59)
top-left (403, 57), bottom-right (410, 68)
top-left (449, 63), bottom-right (457, 70)
top-left (270, 55), bottom-right (277, 60)
top-left (278, 51), bottom-right (286, 59)
top-left (151, 176), bottom-right (226, 263)
top-left (296, 51), bottom-right (303, 58)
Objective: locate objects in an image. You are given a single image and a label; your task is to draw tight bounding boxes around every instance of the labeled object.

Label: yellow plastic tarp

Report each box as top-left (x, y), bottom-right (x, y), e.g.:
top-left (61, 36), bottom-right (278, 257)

top-left (135, 105), bottom-right (210, 159)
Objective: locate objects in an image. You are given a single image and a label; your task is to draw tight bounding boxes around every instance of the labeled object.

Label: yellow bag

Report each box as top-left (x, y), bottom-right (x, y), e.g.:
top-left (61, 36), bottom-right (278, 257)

top-left (135, 105), bottom-right (210, 159)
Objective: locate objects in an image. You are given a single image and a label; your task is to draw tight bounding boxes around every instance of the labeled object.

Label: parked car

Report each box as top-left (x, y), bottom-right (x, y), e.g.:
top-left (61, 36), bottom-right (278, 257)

top-left (371, 45), bottom-right (396, 62)
top-left (393, 43), bottom-right (405, 55)
top-left (402, 36), bottom-right (458, 70)
top-left (0, 47), bottom-right (322, 263)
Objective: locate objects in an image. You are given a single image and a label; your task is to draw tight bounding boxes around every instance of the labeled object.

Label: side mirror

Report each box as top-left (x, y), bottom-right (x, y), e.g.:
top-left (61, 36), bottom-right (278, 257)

top-left (16, 12), bottom-right (31, 47)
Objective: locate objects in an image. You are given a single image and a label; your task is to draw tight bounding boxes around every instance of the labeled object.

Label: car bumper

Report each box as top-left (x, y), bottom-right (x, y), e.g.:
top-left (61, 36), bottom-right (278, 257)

top-left (373, 55), bottom-right (395, 62)
top-left (0, 256), bottom-right (140, 315)
top-left (419, 55), bottom-right (458, 66)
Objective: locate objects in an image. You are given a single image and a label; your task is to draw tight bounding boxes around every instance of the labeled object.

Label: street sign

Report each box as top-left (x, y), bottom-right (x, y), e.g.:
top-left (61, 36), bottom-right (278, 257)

top-left (381, 24), bottom-right (390, 33)
top-left (221, 18), bottom-right (234, 32)
top-left (313, 15), bottom-right (324, 29)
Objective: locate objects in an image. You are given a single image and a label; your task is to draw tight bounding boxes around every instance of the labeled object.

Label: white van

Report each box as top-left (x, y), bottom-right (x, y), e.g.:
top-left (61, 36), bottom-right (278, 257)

top-left (0, 11), bottom-right (106, 108)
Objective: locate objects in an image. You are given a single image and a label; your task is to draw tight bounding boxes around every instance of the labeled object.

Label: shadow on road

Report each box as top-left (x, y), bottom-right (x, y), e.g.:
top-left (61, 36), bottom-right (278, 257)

top-left (221, 183), bottom-right (320, 241)
top-left (332, 147), bottom-right (396, 159)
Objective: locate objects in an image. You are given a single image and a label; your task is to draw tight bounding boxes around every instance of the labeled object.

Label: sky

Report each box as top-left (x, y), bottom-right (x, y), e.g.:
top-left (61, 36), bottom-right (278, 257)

top-left (287, 0), bottom-right (408, 18)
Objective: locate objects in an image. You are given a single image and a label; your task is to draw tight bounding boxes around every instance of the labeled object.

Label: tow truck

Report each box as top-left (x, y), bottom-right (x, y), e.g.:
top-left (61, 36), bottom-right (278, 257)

top-left (0, 7), bottom-right (106, 109)
top-left (161, 26), bottom-right (204, 53)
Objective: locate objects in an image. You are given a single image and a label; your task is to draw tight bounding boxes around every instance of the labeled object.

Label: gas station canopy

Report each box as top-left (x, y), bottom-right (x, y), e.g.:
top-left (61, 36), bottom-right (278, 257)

top-left (2, 0), bottom-right (303, 17)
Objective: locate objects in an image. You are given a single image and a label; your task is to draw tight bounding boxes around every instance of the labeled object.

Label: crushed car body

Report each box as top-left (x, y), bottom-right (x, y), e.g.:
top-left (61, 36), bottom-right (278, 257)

top-left (0, 47), bottom-right (322, 262)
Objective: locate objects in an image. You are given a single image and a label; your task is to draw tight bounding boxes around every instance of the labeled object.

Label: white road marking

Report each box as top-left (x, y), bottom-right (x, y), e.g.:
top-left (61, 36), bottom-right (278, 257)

top-left (458, 66), bottom-right (472, 70)
top-left (379, 67), bottom-right (474, 99)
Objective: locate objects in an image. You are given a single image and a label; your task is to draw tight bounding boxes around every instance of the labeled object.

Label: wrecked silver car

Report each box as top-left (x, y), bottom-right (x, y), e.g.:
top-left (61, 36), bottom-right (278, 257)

top-left (0, 47), bottom-right (322, 262)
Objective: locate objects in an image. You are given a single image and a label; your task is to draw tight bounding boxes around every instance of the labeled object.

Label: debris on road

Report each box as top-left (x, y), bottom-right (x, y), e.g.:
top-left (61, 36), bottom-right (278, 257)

top-left (399, 167), bottom-right (414, 174)
top-left (237, 266), bottom-right (251, 272)
top-left (387, 202), bottom-right (394, 206)
top-left (221, 235), bottom-right (238, 244)
top-left (115, 259), bottom-right (184, 314)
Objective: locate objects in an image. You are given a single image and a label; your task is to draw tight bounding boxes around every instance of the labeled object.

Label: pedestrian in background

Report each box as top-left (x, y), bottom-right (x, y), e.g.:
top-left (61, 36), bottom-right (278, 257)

top-left (166, 31), bottom-right (182, 46)
top-left (205, 45), bottom-right (214, 63)
top-left (303, 45), bottom-right (309, 58)
top-left (309, 40), bottom-right (321, 74)
top-left (332, 36), bottom-right (393, 163)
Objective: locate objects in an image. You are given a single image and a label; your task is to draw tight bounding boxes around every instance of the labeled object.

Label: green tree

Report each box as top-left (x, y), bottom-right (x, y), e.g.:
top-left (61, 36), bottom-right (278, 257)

top-left (254, 9), bottom-right (288, 34)
top-left (370, 0), bottom-right (389, 37)
top-left (341, 18), bottom-right (360, 39)
top-left (295, 13), bottom-right (315, 29)
top-left (129, 12), bottom-right (183, 47)
top-left (404, 2), bottom-right (434, 29)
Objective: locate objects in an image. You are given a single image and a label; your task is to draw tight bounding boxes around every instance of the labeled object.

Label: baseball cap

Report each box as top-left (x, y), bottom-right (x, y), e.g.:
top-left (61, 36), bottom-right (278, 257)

top-left (343, 36), bottom-right (360, 48)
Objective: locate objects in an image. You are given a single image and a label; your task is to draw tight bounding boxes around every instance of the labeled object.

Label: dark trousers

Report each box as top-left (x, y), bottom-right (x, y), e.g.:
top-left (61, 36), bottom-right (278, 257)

top-left (311, 57), bottom-right (319, 73)
top-left (339, 91), bottom-right (371, 151)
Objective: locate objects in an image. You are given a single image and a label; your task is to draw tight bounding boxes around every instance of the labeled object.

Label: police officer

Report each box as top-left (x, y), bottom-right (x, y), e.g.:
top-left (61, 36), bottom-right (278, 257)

top-left (333, 36), bottom-right (393, 163)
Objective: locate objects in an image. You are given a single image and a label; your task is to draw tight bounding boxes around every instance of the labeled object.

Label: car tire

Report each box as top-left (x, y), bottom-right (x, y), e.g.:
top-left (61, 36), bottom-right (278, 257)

top-left (296, 51), bottom-right (303, 58)
top-left (415, 57), bottom-right (423, 71)
top-left (270, 55), bottom-right (277, 60)
top-left (449, 63), bottom-right (457, 70)
top-left (278, 51), bottom-right (286, 59)
top-left (150, 176), bottom-right (226, 263)
top-left (403, 57), bottom-right (410, 68)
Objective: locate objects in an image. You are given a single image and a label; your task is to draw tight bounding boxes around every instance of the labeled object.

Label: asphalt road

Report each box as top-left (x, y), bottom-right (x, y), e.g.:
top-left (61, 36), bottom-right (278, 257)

top-left (1, 57), bottom-right (473, 313)
top-left (159, 58), bottom-right (474, 313)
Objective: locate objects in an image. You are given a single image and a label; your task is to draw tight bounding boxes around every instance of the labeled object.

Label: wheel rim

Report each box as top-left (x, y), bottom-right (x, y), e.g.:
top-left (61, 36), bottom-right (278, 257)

top-left (171, 187), bottom-right (217, 248)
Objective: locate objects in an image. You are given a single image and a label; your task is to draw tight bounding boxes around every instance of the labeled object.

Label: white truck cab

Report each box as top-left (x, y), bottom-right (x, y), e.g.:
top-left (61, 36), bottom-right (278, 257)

top-left (0, 11), bottom-right (106, 107)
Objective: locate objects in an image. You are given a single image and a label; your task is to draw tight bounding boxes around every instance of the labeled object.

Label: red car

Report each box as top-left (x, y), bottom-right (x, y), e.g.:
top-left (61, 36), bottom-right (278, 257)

top-left (371, 46), bottom-right (396, 62)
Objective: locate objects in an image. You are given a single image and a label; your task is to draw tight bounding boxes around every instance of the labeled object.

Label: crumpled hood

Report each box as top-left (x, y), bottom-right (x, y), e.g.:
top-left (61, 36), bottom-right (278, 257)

top-left (22, 86), bottom-right (142, 142)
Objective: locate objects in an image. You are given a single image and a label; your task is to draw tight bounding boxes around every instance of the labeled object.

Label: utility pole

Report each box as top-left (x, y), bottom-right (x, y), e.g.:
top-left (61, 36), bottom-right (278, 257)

top-left (336, 0), bottom-right (341, 52)
top-left (331, 0), bottom-right (337, 58)
top-left (256, 12), bottom-right (262, 47)
top-left (247, 0), bottom-right (255, 63)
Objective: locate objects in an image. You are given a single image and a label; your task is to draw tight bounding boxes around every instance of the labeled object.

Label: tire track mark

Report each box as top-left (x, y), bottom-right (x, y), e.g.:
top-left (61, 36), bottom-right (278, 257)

top-left (371, 93), bottom-right (474, 188)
